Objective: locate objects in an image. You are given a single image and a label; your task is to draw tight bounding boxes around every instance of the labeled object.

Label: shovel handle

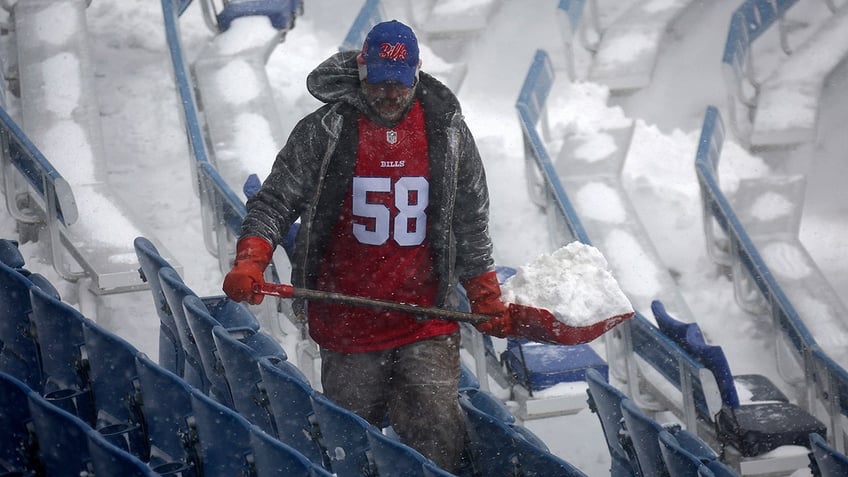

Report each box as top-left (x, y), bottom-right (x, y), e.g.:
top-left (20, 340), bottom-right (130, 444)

top-left (254, 282), bottom-right (492, 324)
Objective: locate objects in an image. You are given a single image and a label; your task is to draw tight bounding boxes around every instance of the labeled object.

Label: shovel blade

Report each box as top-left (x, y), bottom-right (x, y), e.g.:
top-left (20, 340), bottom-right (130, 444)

top-left (509, 303), bottom-right (633, 345)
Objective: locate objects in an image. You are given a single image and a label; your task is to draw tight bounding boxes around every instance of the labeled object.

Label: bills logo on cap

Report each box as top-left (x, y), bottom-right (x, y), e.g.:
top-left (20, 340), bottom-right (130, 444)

top-left (361, 20), bottom-right (420, 88)
top-left (379, 42), bottom-right (408, 61)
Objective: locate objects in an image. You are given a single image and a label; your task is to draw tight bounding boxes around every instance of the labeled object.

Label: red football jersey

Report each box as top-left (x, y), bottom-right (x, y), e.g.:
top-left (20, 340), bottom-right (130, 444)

top-left (309, 101), bottom-right (458, 352)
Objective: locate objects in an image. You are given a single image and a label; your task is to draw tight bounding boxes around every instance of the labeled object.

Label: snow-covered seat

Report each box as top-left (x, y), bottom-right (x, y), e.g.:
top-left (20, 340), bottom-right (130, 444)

top-left (720, 0), bottom-right (798, 145)
top-left (518, 49), bottom-right (687, 318)
top-left (582, 0), bottom-right (697, 92)
top-left (751, 3), bottom-right (848, 148)
top-left (556, 0), bottom-right (600, 81)
top-left (697, 106), bottom-right (848, 368)
top-left (720, 0), bottom-right (848, 148)
top-left (11, 0), bottom-right (178, 297)
top-left (721, 10), bottom-right (759, 145)
top-left (192, 13), bottom-right (286, 221)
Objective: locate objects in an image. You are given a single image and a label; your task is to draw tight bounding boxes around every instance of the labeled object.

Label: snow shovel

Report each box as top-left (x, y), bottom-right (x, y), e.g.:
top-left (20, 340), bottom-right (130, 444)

top-left (254, 282), bottom-right (632, 346)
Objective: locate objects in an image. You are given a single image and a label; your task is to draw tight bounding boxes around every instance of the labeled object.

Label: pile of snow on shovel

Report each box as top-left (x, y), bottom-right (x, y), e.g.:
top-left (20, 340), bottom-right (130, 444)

top-left (502, 242), bottom-right (633, 327)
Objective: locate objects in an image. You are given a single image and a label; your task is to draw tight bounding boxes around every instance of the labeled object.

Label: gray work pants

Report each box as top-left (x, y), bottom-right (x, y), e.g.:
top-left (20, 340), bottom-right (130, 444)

top-left (320, 332), bottom-right (466, 473)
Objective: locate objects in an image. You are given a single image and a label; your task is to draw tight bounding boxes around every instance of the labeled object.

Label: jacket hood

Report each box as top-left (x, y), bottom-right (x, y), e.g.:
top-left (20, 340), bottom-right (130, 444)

top-left (306, 50), bottom-right (370, 112)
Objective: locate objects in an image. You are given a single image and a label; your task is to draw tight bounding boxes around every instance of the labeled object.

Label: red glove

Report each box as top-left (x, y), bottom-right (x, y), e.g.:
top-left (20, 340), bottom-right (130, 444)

top-left (463, 270), bottom-right (513, 338)
top-left (223, 236), bottom-right (273, 305)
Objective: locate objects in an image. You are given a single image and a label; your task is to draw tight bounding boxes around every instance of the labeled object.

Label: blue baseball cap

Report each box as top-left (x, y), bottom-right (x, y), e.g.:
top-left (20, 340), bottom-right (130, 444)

top-left (360, 20), bottom-right (420, 87)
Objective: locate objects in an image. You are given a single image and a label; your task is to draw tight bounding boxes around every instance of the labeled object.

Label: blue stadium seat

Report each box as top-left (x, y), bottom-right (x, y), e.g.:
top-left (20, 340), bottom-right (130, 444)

top-left (621, 398), bottom-right (716, 477)
top-left (737, 0), bottom-right (777, 41)
top-left (460, 396), bottom-right (519, 475)
top-left (83, 320), bottom-right (149, 460)
top-left (585, 368), bottom-right (641, 476)
top-left (700, 459), bottom-right (739, 477)
top-left (211, 325), bottom-right (285, 436)
top-left (217, 0), bottom-right (296, 32)
top-left (183, 293), bottom-right (261, 407)
top-left (502, 339), bottom-right (609, 392)
top-left (159, 267), bottom-right (209, 391)
top-left (651, 300), bottom-right (695, 349)
top-left (27, 390), bottom-right (92, 475)
top-left (310, 392), bottom-right (376, 476)
top-left (0, 371), bottom-right (38, 474)
top-left (810, 432), bottom-right (848, 477)
top-left (190, 388), bottom-right (254, 476)
top-left (652, 300), bottom-right (787, 405)
top-left (513, 428), bottom-right (588, 477)
top-left (134, 353), bottom-right (198, 474)
top-left (87, 427), bottom-right (157, 477)
top-left (461, 395), bottom-right (586, 476)
top-left (250, 424), bottom-right (333, 477)
top-left (658, 430), bottom-right (711, 477)
top-left (621, 399), bottom-right (668, 477)
top-left (0, 261), bottom-right (44, 389)
top-left (458, 362), bottom-right (480, 391)
top-left (134, 236), bottom-right (184, 376)
top-left (28, 285), bottom-right (97, 425)
top-left (423, 460), bottom-right (458, 477)
top-left (459, 388), bottom-right (515, 423)
top-left (256, 355), bottom-right (328, 468)
top-left (683, 322), bottom-right (826, 456)
top-left (340, 0), bottom-right (383, 52)
top-left (183, 295), bottom-right (236, 407)
top-left (366, 426), bottom-right (454, 477)
top-left (0, 239), bottom-right (25, 268)
top-left (698, 466), bottom-right (717, 477)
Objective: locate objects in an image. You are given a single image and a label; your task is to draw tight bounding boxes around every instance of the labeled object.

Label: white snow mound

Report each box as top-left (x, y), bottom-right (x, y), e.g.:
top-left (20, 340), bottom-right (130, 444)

top-left (501, 242), bottom-right (634, 326)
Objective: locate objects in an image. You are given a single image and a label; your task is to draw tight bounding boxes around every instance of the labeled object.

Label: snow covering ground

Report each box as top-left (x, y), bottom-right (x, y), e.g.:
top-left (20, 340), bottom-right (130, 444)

top-left (2, 0), bottom-right (847, 475)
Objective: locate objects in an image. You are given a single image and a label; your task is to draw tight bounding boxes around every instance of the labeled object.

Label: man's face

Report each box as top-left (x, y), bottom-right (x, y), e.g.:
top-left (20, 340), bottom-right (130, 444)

top-left (361, 80), bottom-right (416, 124)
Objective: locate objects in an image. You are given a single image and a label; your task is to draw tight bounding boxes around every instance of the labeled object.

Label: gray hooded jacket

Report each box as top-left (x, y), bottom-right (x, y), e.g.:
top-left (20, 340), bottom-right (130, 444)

top-left (241, 51), bottom-right (495, 309)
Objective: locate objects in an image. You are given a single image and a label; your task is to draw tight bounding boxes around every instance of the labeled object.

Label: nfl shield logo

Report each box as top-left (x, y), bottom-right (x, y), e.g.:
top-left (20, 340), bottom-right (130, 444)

top-left (387, 130), bottom-right (398, 144)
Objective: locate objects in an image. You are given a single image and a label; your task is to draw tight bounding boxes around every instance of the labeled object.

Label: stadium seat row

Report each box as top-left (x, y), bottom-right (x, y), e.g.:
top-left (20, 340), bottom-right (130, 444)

top-left (134, 236), bottom-right (589, 476)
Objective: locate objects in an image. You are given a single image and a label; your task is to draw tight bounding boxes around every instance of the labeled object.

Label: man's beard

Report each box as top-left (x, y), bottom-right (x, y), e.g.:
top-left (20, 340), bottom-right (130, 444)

top-left (366, 94), bottom-right (415, 127)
